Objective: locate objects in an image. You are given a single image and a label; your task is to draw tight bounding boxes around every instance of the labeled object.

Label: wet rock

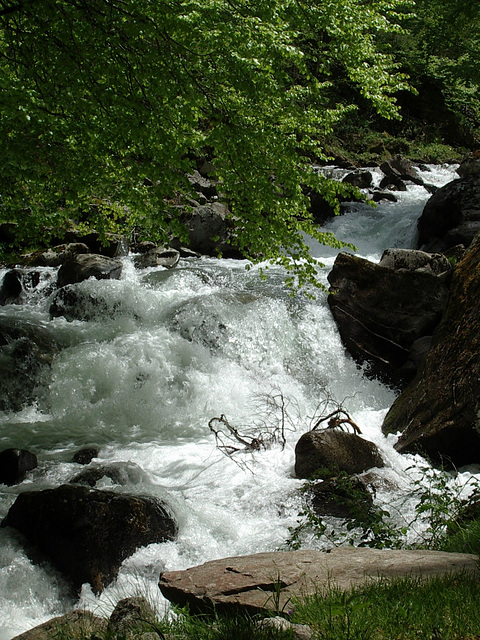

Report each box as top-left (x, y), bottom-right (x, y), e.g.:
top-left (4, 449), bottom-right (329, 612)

top-left (24, 243), bottom-right (90, 268)
top-left (158, 549), bottom-right (478, 615)
top-left (134, 247), bottom-right (180, 269)
top-left (72, 447), bottom-right (100, 465)
top-left (0, 316), bottom-right (57, 411)
top-left (70, 461), bottom-right (150, 486)
top-left (342, 170), bottom-right (373, 189)
top-left (0, 269), bottom-right (41, 305)
top-left (294, 430), bottom-right (384, 479)
top-left (417, 163), bottom-right (480, 252)
top-left (49, 284), bottom-right (122, 321)
top-left (56, 253), bottom-right (123, 288)
top-left (379, 174), bottom-right (407, 191)
top-left (380, 155), bottom-right (424, 185)
top-left (327, 250), bottom-right (450, 385)
top-left (382, 232), bottom-right (480, 466)
top-left (371, 190), bottom-right (398, 203)
top-left (0, 449), bottom-right (37, 486)
top-left (1, 484), bottom-right (178, 593)
top-left (306, 475), bottom-right (374, 520)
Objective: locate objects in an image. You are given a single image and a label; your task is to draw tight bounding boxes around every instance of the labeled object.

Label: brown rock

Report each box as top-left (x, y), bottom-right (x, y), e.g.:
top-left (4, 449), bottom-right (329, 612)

top-left (382, 232), bottom-right (480, 465)
top-left (294, 430), bottom-right (384, 479)
top-left (9, 611), bottom-right (106, 640)
top-left (158, 549), bottom-right (478, 615)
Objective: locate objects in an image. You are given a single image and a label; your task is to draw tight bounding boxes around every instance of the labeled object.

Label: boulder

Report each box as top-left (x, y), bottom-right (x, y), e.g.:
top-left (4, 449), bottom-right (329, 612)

top-left (417, 162), bottom-right (480, 252)
top-left (24, 243), bottom-right (90, 268)
top-left (327, 250), bottom-right (450, 384)
top-left (382, 232), bottom-right (480, 466)
top-left (342, 170), bottom-right (373, 189)
top-left (158, 548), bottom-right (478, 615)
top-left (294, 430), bottom-right (384, 479)
top-left (172, 202), bottom-right (240, 257)
top-left (133, 247), bottom-right (180, 269)
top-left (0, 316), bottom-right (57, 411)
top-left (49, 284), bottom-right (123, 321)
top-left (1, 484), bottom-right (178, 593)
top-left (378, 248), bottom-right (451, 275)
top-left (0, 269), bottom-right (41, 305)
top-left (306, 475), bottom-right (374, 520)
top-left (380, 155), bottom-right (423, 185)
top-left (0, 448), bottom-right (37, 486)
top-left (56, 254), bottom-right (123, 288)
top-left (7, 611), bottom-right (106, 640)
top-left (379, 174), bottom-right (407, 191)
top-left (61, 230), bottom-right (129, 258)
top-left (72, 447), bottom-right (100, 465)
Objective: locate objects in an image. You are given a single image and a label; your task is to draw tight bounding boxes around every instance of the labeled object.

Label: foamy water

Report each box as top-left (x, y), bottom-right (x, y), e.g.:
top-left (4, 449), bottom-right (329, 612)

top-left (0, 164), bottom-right (469, 638)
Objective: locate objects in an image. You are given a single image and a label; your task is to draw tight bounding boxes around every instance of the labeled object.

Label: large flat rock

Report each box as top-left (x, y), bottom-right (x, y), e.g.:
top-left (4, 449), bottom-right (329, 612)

top-left (158, 548), bottom-right (478, 614)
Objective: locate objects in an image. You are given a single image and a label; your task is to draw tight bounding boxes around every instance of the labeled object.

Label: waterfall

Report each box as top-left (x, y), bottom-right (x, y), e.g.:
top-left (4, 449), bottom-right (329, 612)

top-left (0, 164), bottom-right (467, 639)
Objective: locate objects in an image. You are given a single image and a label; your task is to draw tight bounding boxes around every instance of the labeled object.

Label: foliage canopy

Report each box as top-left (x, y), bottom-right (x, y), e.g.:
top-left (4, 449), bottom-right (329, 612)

top-left (0, 0), bottom-right (412, 288)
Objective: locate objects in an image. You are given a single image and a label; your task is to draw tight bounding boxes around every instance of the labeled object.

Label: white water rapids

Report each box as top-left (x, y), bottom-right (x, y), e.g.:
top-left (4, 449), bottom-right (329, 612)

top-left (0, 164), bottom-right (474, 638)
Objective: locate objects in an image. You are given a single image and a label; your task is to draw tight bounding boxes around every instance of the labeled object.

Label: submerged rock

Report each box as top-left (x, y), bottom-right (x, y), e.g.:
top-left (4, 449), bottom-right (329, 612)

top-left (417, 158), bottom-right (480, 252)
top-left (294, 430), bottom-right (384, 479)
top-left (382, 232), bottom-right (480, 465)
top-left (0, 316), bottom-right (57, 411)
top-left (1, 484), bottom-right (178, 593)
top-left (0, 449), bottom-right (37, 486)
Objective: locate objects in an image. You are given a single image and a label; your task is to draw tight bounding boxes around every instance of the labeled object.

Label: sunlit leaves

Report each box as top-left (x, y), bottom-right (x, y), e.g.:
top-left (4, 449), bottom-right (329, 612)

top-left (0, 0), bottom-right (412, 291)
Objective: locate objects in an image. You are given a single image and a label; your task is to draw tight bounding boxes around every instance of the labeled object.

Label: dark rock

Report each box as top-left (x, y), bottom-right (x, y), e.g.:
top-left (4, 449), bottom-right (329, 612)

top-left (417, 171), bottom-right (480, 252)
top-left (0, 269), bottom-right (43, 305)
top-left (25, 243), bottom-right (90, 268)
top-left (57, 254), bottom-right (123, 288)
top-left (342, 170), bottom-right (373, 189)
top-left (0, 316), bottom-right (57, 411)
top-left (62, 230), bottom-right (129, 258)
top-left (307, 475), bottom-right (374, 520)
top-left (131, 241), bottom-right (157, 254)
top-left (371, 191), bottom-right (398, 203)
top-left (72, 448), bottom-right (100, 465)
top-left (172, 202), bottom-right (240, 257)
top-left (0, 222), bottom-right (18, 245)
top-left (327, 250), bottom-right (450, 384)
top-left (49, 284), bottom-right (123, 321)
top-left (380, 155), bottom-right (423, 184)
top-left (306, 188), bottom-right (336, 224)
top-left (294, 430), bottom-right (384, 479)
top-left (457, 151), bottom-right (480, 178)
top-left (1, 484), bottom-right (178, 593)
top-left (158, 549), bottom-right (478, 615)
top-left (0, 448), bottom-right (37, 486)
top-left (379, 174), bottom-right (407, 191)
top-left (134, 247), bottom-right (180, 269)
top-left (0, 269), bottom-right (23, 305)
top-left (382, 233), bottom-right (480, 466)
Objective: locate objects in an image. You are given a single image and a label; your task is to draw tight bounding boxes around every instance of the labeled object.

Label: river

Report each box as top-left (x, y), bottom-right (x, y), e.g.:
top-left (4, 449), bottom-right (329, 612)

top-left (0, 164), bottom-right (470, 638)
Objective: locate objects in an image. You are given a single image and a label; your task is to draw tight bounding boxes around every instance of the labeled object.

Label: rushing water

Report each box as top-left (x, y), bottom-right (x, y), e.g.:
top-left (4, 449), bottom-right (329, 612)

top-left (0, 164), bottom-right (472, 638)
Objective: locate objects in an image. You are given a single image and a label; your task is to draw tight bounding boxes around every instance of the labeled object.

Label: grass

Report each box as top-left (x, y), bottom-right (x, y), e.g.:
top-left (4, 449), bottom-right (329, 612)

top-left (290, 572), bottom-right (480, 640)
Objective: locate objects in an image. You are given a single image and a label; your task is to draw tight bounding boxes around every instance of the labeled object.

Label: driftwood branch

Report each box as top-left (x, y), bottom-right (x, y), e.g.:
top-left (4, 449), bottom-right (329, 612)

top-left (312, 409), bottom-right (362, 435)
